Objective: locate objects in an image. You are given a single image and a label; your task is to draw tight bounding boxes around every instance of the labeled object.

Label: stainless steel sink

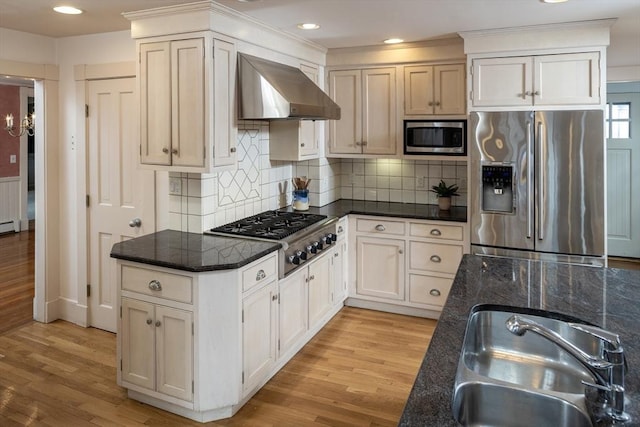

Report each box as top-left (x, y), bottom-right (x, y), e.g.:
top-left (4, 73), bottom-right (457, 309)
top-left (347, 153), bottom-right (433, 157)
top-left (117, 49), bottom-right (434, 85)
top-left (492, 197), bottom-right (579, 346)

top-left (452, 305), bottom-right (600, 427)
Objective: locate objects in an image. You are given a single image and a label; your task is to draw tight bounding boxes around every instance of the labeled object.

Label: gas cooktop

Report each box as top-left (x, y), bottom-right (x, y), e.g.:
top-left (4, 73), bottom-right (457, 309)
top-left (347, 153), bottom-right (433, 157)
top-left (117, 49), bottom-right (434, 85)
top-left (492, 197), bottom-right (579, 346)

top-left (208, 210), bottom-right (328, 241)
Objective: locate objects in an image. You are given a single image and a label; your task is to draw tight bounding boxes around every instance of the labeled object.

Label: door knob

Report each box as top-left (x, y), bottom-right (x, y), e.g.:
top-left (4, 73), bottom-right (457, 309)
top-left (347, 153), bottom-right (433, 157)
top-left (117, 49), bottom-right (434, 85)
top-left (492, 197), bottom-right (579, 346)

top-left (129, 218), bottom-right (142, 228)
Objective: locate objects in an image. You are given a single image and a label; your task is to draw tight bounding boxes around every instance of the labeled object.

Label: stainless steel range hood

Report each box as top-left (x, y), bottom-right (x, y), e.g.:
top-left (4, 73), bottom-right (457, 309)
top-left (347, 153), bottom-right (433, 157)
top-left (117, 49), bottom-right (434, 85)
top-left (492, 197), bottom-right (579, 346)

top-left (237, 53), bottom-right (341, 120)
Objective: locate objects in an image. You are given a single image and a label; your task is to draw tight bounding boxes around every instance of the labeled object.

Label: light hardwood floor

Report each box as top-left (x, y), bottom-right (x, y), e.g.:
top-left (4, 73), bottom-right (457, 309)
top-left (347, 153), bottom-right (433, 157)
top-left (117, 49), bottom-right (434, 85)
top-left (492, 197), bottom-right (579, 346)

top-left (0, 306), bottom-right (436, 426)
top-left (0, 229), bottom-right (34, 335)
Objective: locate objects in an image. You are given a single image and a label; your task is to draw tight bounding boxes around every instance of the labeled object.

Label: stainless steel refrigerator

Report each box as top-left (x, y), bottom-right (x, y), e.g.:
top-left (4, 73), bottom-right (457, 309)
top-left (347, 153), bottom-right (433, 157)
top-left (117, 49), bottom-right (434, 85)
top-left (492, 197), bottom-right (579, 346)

top-left (470, 110), bottom-right (605, 266)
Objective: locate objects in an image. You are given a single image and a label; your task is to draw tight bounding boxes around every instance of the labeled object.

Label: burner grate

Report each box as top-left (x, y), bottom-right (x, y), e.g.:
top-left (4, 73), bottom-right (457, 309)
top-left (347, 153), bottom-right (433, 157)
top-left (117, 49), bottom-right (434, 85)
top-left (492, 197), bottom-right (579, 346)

top-left (210, 210), bottom-right (328, 240)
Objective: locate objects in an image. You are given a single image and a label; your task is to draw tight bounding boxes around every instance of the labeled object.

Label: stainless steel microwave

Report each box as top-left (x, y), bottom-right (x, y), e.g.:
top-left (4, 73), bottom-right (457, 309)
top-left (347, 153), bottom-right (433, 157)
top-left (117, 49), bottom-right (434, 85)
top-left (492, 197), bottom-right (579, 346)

top-left (404, 120), bottom-right (466, 155)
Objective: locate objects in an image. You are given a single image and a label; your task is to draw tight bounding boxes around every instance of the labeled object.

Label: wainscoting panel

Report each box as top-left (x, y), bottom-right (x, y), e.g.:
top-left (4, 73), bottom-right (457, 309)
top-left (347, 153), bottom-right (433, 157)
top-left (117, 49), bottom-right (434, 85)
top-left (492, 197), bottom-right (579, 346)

top-left (0, 177), bottom-right (20, 233)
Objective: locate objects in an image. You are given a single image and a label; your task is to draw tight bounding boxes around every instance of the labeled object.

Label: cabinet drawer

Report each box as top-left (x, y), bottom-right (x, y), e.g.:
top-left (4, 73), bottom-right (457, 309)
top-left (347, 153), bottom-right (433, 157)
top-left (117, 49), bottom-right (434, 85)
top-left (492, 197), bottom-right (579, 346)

top-left (409, 241), bottom-right (463, 274)
top-left (356, 218), bottom-right (405, 236)
top-left (408, 274), bottom-right (452, 307)
top-left (242, 254), bottom-right (277, 293)
top-left (121, 265), bottom-right (192, 303)
top-left (409, 222), bottom-right (463, 241)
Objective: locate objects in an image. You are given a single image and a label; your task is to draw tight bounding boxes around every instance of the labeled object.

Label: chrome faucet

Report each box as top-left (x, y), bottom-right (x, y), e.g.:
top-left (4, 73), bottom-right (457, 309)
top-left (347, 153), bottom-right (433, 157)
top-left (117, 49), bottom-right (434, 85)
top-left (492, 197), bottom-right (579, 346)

top-left (506, 315), bottom-right (629, 423)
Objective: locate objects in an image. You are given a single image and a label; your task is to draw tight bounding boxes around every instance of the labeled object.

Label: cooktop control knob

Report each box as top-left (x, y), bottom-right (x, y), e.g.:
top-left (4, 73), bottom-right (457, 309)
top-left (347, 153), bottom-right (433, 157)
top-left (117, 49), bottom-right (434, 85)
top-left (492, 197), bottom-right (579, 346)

top-left (321, 236), bottom-right (329, 245)
top-left (288, 254), bottom-right (301, 265)
top-left (311, 242), bottom-right (319, 253)
top-left (327, 233), bottom-right (337, 243)
top-left (296, 250), bottom-right (307, 261)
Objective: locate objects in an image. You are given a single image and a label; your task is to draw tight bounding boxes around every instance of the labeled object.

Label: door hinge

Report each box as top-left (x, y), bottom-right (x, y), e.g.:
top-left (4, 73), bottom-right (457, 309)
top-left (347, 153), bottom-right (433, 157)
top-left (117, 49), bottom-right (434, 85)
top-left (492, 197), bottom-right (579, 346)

top-left (86, 194), bottom-right (90, 207)
top-left (120, 305), bottom-right (122, 318)
top-left (203, 145), bottom-right (206, 160)
top-left (469, 64), bottom-right (473, 76)
top-left (120, 359), bottom-right (123, 371)
top-left (192, 381), bottom-right (194, 394)
top-left (241, 309), bottom-right (244, 323)
top-left (469, 90), bottom-right (473, 101)
top-left (192, 322), bottom-right (194, 336)
top-left (242, 371), bottom-right (244, 384)
top-left (277, 293), bottom-right (280, 304)
top-left (87, 284), bottom-right (91, 297)
top-left (85, 104), bottom-right (89, 118)
top-left (278, 339), bottom-right (280, 351)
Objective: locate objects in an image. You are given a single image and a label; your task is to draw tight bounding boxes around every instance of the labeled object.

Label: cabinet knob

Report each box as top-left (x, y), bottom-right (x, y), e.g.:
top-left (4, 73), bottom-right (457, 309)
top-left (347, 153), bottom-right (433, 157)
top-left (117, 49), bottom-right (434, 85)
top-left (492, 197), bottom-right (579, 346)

top-left (230, 147), bottom-right (237, 153)
top-left (355, 141), bottom-right (362, 146)
top-left (155, 320), bottom-right (162, 327)
top-left (271, 294), bottom-right (278, 301)
top-left (399, 249), bottom-right (404, 254)
top-left (533, 90), bottom-right (540, 96)
top-left (430, 255), bottom-right (442, 263)
top-left (430, 229), bottom-right (442, 236)
top-left (171, 148), bottom-right (178, 155)
top-left (338, 225), bottom-right (344, 233)
top-left (334, 252), bottom-right (339, 257)
top-left (256, 269), bottom-right (266, 281)
top-left (375, 224), bottom-right (386, 232)
top-left (148, 280), bottom-right (162, 291)
top-left (146, 318), bottom-right (153, 325)
top-left (129, 217), bottom-right (142, 228)
top-left (301, 143), bottom-right (305, 147)
top-left (309, 275), bottom-right (315, 280)
top-left (361, 141), bottom-right (367, 146)
top-left (429, 289), bottom-right (441, 297)
top-left (435, 101), bottom-right (441, 106)
top-left (162, 147), bottom-right (169, 154)
top-left (428, 101), bottom-right (434, 106)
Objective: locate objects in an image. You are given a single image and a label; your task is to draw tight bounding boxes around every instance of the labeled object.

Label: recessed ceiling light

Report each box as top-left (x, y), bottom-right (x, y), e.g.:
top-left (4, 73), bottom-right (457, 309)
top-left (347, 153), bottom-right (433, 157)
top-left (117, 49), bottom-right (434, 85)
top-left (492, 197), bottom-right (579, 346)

top-left (384, 38), bottom-right (404, 44)
top-left (53, 6), bottom-right (83, 15)
top-left (297, 23), bottom-right (320, 30)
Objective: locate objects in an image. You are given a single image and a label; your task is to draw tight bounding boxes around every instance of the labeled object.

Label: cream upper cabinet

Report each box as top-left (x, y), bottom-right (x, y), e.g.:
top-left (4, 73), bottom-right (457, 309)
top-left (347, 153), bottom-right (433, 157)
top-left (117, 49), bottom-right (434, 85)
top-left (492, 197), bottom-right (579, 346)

top-left (404, 64), bottom-right (465, 115)
top-left (270, 63), bottom-right (321, 161)
top-left (471, 52), bottom-right (600, 109)
top-left (328, 68), bottom-right (397, 156)
top-left (139, 36), bottom-right (237, 172)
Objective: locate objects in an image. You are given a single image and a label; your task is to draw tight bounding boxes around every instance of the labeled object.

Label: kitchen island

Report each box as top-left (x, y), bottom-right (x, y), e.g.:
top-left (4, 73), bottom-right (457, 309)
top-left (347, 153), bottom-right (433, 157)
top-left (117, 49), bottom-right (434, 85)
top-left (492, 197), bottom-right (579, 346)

top-left (399, 254), bottom-right (640, 426)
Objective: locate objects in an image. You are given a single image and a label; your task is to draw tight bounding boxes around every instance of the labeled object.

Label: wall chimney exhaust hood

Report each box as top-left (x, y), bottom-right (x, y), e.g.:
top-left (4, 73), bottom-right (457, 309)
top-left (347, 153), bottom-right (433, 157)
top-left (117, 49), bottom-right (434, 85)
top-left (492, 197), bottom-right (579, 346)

top-left (237, 53), bottom-right (341, 121)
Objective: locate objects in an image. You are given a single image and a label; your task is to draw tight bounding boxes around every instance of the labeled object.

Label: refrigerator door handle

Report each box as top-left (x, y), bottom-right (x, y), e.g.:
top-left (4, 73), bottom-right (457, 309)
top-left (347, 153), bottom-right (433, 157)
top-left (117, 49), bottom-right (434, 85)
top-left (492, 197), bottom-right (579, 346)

top-left (537, 120), bottom-right (545, 241)
top-left (526, 121), bottom-right (533, 239)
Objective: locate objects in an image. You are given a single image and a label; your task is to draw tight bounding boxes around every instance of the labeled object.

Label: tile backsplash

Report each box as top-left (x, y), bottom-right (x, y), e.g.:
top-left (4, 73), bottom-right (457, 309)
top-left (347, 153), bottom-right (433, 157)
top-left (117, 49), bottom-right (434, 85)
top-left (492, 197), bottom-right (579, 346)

top-left (168, 122), bottom-right (467, 233)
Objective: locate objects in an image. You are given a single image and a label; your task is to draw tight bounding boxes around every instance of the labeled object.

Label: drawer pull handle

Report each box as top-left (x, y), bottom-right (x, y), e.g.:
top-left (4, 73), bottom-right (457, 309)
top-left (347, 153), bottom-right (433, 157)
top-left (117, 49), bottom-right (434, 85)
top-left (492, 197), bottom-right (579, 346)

top-left (375, 224), bottom-right (386, 231)
top-left (146, 318), bottom-right (153, 325)
top-left (148, 280), bottom-right (162, 291)
top-left (155, 320), bottom-right (162, 327)
top-left (338, 225), bottom-right (344, 233)
top-left (430, 229), bottom-right (442, 236)
top-left (430, 289), bottom-right (441, 297)
top-left (399, 249), bottom-right (404, 254)
top-left (430, 255), bottom-right (442, 263)
top-left (256, 269), bottom-right (266, 281)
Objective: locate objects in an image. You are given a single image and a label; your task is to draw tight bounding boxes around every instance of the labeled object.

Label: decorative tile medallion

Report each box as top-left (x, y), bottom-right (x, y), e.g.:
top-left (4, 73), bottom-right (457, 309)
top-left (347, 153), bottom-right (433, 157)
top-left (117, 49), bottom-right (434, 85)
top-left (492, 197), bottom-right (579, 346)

top-left (218, 129), bottom-right (261, 206)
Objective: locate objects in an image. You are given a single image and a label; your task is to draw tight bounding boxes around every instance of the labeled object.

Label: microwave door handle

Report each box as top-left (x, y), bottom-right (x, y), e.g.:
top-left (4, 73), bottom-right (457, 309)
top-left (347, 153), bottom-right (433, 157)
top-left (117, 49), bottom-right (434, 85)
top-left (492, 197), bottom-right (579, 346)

top-left (526, 121), bottom-right (533, 239)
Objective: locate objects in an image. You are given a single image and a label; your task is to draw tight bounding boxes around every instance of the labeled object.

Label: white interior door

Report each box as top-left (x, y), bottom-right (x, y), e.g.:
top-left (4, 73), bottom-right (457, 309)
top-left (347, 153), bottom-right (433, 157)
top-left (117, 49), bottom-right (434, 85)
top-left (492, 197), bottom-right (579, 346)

top-left (88, 78), bottom-right (155, 332)
top-left (607, 91), bottom-right (640, 258)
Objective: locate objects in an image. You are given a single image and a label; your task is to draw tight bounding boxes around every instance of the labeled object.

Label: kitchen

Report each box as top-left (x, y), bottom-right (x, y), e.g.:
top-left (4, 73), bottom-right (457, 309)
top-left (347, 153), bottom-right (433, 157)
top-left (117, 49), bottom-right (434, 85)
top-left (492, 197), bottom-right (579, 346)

top-left (0, 0), bottom-right (639, 425)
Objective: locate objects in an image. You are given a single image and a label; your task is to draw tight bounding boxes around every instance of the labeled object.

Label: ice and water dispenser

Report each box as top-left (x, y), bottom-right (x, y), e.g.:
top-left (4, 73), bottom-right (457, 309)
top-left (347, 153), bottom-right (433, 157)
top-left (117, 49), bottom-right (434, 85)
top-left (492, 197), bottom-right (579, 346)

top-left (481, 165), bottom-right (514, 213)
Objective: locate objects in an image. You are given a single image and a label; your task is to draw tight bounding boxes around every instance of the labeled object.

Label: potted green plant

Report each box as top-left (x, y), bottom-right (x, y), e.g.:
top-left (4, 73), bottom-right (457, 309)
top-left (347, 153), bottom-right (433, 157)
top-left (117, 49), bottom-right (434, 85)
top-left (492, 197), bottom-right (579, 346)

top-left (430, 179), bottom-right (459, 210)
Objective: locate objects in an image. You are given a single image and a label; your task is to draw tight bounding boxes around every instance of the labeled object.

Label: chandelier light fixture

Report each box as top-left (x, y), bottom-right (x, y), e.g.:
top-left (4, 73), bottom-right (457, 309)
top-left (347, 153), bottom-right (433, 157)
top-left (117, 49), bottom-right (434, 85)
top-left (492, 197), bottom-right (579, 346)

top-left (4, 113), bottom-right (35, 137)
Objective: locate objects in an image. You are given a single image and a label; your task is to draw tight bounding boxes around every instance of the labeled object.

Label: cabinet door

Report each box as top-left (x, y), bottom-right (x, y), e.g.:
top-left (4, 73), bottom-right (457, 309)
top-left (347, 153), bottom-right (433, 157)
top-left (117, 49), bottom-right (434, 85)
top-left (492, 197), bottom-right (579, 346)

top-left (212, 38), bottom-right (238, 168)
top-left (243, 281), bottom-right (277, 393)
top-left (308, 253), bottom-right (333, 329)
top-left (356, 236), bottom-right (405, 300)
top-left (155, 305), bottom-right (193, 402)
top-left (299, 63), bottom-right (320, 158)
top-left (171, 38), bottom-right (205, 168)
top-left (331, 241), bottom-right (346, 304)
top-left (278, 269), bottom-right (307, 357)
top-left (140, 41), bottom-right (171, 165)
top-left (434, 64), bottom-right (466, 115)
top-left (121, 298), bottom-right (155, 390)
top-left (404, 65), bottom-right (434, 115)
top-left (328, 70), bottom-right (362, 154)
top-left (472, 56), bottom-right (532, 107)
top-left (362, 67), bottom-right (397, 155)
top-left (534, 52), bottom-right (600, 106)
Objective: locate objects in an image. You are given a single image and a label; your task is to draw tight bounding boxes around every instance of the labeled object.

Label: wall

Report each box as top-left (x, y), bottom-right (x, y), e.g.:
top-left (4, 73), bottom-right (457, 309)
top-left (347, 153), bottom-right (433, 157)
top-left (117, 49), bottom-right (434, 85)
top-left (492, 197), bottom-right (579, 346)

top-left (0, 84), bottom-right (20, 177)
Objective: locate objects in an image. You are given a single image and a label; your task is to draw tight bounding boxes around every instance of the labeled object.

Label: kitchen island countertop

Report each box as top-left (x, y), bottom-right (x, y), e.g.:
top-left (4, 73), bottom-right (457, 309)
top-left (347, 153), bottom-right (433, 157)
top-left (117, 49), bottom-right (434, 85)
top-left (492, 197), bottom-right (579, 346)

top-left (110, 229), bottom-right (281, 272)
top-left (399, 254), bottom-right (640, 426)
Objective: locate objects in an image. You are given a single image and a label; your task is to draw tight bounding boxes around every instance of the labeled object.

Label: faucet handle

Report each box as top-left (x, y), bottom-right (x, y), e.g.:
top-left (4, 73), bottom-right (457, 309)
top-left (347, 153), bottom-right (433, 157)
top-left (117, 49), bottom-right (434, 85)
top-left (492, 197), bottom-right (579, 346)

top-left (568, 323), bottom-right (621, 350)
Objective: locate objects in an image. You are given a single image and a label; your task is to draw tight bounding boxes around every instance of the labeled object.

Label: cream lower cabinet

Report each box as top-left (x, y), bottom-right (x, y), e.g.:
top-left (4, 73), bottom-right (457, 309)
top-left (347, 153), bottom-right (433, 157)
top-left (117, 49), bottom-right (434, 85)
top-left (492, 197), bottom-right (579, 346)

top-left (308, 252), bottom-right (333, 329)
top-left (121, 298), bottom-right (193, 402)
top-left (348, 215), bottom-right (468, 318)
top-left (242, 280), bottom-right (278, 395)
top-left (278, 268), bottom-right (307, 357)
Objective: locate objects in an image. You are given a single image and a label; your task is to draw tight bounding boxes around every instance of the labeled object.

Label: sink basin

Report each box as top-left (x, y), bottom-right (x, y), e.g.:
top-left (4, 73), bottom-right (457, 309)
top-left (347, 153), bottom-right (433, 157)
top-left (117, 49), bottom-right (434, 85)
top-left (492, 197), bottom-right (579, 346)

top-left (453, 305), bottom-right (600, 427)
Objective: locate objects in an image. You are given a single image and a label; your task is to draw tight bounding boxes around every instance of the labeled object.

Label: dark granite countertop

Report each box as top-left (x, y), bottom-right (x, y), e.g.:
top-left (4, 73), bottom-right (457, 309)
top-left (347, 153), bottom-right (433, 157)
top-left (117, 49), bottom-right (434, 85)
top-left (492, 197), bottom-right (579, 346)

top-left (399, 254), bottom-right (640, 426)
top-left (279, 199), bottom-right (467, 222)
top-left (110, 229), bottom-right (281, 272)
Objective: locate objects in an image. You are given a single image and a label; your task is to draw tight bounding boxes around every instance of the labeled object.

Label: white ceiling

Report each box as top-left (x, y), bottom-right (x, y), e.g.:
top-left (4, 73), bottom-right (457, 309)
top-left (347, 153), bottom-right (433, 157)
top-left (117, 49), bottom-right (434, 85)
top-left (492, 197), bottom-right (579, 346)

top-left (0, 0), bottom-right (639, 66)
